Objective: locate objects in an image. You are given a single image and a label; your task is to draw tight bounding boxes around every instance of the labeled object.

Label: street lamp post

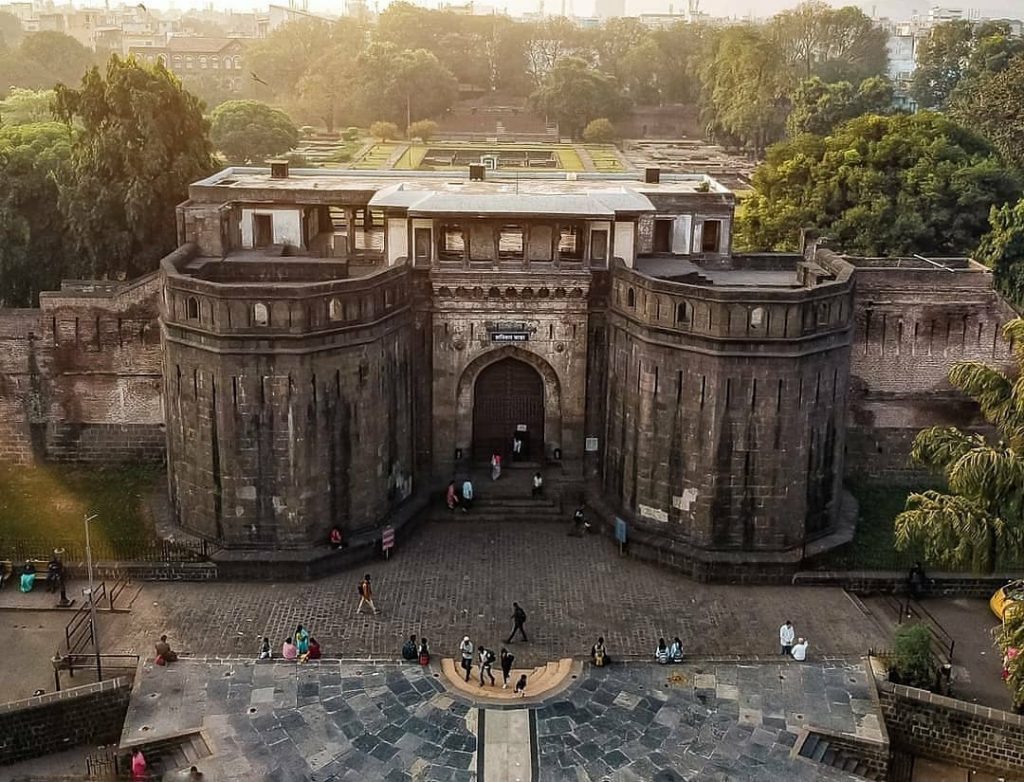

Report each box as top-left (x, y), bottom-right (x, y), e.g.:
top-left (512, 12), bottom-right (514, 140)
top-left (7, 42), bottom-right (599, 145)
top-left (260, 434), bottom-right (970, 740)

top-left (54, 547), bottom-right (73, 608)
top-left (83, 514), bottom-right (102, 681)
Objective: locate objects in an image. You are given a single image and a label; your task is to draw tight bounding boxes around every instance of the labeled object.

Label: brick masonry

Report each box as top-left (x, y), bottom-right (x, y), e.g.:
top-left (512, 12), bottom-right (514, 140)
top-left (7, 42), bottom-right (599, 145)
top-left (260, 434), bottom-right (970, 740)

top-left (876, 677), bottom-right (1024, 778)
top-left (0, 677), bottom-right (131, 765)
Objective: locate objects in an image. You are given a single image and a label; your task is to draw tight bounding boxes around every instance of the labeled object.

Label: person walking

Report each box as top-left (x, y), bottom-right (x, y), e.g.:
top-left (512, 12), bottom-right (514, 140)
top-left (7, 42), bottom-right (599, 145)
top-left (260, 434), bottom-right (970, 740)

top-left (506, 601), bottom-right (528, 643)
top-left (532, 472), bottom-right (543, 497)
top-left (500, 647), bottom-right (515, 688)
top-left (461, 478), bottom-right (474, 512)
top-left (490, 451), bottom-right (502, 481)
top-left (779, 620), bottom-right (795, 656)
top-left (446, 481), bottom-right (459, 511)
top-left (459, 636), bottom-right (474, 682)
top-left (478, 645), bottom-right (496, 686)
top-left (357, 574), bottom-right (379, 615)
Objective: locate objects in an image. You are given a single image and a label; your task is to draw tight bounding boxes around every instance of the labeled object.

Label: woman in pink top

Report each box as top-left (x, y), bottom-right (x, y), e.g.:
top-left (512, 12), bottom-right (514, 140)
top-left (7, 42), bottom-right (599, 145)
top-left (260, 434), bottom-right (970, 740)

top-left (130, 748), bottom-right (147, 780)
top-left (282, 637), bottom-right (298, 660)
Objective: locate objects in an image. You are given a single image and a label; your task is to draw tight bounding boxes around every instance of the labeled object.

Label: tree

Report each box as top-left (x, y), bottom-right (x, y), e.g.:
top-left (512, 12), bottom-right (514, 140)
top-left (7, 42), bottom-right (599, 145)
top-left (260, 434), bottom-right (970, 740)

top-left (911, 20), bottom-right (1024, 109)
top-left (703, 26), bottom-right (793, 154)
top-left (771, 2), bottom-right (888, 84)
top-left (529, 57), bottom-right (628, 140)
top-left (370, 121), bottom-right (399, 141)
top-left (0, 88), bottom-right (55, 125)
top-left (406, 119), bottom-right (437, 141)
top-left (894, 319), bottom-right (1024, 572)
top-left (996, 605), bottom-right (1024, 709)
top-left (210, 100), bottom-right (299, 163)
top-left (976, 196), bottom-right (1024, 308)
top-left (54, 56), bottom-right (216, 280)
top-left (0, 122), bottom-right (73, 306)
top-left (246, 19), bottom-right (355, 101)
top-left (582, 117), bottom-right (617, 143)
top-left (354, 44), bottom-right (457, 129)
top-left (738, 112), bottom-right (1021, 255)
top-left (19, 31), bottom-right (95, 87)
top-left (785, 76), bottom-right (893, 136)
top-left (949, 54), bottom-right (1024, 172)
top-left (295, 45), bottom-right (359, 132)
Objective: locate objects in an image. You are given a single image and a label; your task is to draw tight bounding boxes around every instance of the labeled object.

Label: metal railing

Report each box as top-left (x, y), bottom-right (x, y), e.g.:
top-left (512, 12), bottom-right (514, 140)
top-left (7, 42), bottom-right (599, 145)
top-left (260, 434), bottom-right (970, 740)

top-left (2, 537), bottom-right (211, 564)
top-left (884, 593), bottom-right (956, 666)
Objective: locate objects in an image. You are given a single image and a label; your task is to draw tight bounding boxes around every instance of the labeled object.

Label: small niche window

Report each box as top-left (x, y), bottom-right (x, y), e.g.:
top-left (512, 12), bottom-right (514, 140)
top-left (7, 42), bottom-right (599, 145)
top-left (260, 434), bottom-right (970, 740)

top-left (253, 302), bottom-right (269, 326)
top-left (328, 298), bottom-right (342, 321)
top-left (750, 307), bottom-right (765, 328)
top-left (676, 301), bottom-right (691, 324)
top-left (817, 302), bottom-right (830, 326)
top-left (626, 288), bottom-right (636, 308)
top-left (439, 225), bottom-right (465, 260)
top-left (186, 297), bottom-right (199, 320)
top-left (558, 226), bottom-right (582, 260)
top-left (498, 226), bottom-right (524, 259)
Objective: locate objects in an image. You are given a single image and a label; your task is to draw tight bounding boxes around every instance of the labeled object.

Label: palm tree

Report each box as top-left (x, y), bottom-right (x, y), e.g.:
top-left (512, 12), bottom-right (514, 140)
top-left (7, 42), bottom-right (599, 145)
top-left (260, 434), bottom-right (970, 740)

top-left (895, 319), bottom-right (1024, 572)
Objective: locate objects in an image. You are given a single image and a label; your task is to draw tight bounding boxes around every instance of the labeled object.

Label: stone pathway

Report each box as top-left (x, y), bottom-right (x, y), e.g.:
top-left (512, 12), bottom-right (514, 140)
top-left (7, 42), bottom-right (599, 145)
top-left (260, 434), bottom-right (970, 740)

top-left (118, 658), bottom-right (879, 782)
top-left (116, 521), bottom-right (885, 668)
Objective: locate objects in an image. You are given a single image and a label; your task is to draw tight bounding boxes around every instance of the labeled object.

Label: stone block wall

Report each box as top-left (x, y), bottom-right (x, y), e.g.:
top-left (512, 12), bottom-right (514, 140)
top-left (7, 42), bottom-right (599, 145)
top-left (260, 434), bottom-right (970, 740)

top-left (602, 259), bottom-right (854, 553)
top-left (846, 259), bottom-right (1017, 482)
top-left (876, 679), bottom-right (1024, 778)
top-left (0, 677), bottom-right (131, 765)
top-left (0, 275), bottom-right (166, 465)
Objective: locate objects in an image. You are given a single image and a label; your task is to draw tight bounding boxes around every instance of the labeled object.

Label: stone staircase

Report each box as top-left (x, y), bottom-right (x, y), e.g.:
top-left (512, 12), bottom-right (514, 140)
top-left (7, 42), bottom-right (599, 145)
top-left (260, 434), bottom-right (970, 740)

top-left (118, 731), bottom-right (212, 779)
top-left (796, 731), bottom-right (884, 781)
top-left (429, 466), bottom-right (577, 525)
top-left (440, 656), bottom-right (578, 705)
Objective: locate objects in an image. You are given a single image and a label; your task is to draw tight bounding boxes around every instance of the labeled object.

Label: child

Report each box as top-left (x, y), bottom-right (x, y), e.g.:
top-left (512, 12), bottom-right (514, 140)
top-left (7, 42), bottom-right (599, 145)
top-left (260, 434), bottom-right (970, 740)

top-left (258, 636), bottom-right (271, 660)
top-left (514, 673), bottom-right (527, 697)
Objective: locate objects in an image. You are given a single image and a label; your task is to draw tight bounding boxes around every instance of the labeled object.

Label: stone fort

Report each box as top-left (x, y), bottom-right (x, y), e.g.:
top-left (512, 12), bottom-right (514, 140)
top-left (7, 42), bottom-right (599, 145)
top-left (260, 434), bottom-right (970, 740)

top-left (0, 163), bottom-right (1015, 575)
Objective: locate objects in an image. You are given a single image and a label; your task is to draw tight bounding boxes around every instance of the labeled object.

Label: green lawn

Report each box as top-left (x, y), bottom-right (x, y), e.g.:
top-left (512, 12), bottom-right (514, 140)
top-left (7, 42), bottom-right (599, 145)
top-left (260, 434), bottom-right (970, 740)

top-left (820, 480), bottom-right (1024, 572)
top-left (0, 463), bottom-right (162, 560)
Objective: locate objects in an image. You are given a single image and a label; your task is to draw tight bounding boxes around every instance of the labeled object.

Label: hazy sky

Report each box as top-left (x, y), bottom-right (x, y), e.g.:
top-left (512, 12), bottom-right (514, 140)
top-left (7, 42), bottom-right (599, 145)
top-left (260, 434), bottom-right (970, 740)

top-left (152, 0), bottom-right (1023, 21)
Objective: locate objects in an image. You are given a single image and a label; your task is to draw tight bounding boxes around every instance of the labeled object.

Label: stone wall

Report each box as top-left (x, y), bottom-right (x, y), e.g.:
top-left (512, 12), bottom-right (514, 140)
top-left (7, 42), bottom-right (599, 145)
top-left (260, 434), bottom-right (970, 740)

top-left (876, 678), bottom-right (1024, 778)
top-left (602, 257), bottom-right (854, 553)
top-left (0, 275), bottom-right (165, 465)
top-left (846, 259), bottom-right (1017, 482)
top-left (162, 253), bottom-right (421, 549)
top-left (0, 677), bottom-right (131, 765)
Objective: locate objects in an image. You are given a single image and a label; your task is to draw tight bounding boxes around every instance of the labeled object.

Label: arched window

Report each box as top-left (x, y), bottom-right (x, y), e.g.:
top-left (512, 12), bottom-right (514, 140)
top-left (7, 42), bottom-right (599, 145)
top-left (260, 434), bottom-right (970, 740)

top-left (199, 56), bottom-right (207, 69)
top-left (232, 55), bottom-right (241, 70)
top-left (328, 298), bottom-right (342, 321)
top-left (185, 55), bottom-right (194, 69)
top-left (750, 307), bottom-right (766, 328)
top-left (626, 288), bottom-right (635, 308)
top-left (224, 56), bottom-right (232, 69)
top-left (253, 302), bottom-right (269, 326)
top-left (211, 57), bottom-right (219, 69)
top-left (186, 296), bottom-right (199, 320)
top-left (675, 301), bottom-right (691, 324)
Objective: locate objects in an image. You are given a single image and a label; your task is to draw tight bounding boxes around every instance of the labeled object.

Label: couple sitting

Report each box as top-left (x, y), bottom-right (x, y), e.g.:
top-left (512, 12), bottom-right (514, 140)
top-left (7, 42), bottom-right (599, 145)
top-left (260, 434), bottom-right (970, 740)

top-left (656, 637), bottom-right (684, 664)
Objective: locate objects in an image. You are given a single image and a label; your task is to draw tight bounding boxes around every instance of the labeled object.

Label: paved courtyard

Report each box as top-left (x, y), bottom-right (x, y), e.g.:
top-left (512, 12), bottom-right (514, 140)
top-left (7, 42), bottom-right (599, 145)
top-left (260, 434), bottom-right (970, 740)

top-left (119, 658), bottom-right (877, 782)
top-left (115, 521), bottom-right (885, 666)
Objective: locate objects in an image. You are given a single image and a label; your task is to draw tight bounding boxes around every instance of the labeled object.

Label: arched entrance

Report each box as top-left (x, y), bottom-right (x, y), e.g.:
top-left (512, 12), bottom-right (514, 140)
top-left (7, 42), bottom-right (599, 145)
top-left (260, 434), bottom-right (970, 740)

top-left (472, 357), bottom-right (544, 461)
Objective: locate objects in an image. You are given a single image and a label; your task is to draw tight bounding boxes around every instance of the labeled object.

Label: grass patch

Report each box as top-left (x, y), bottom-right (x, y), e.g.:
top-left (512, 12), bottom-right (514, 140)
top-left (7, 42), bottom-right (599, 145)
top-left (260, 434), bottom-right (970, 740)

top-left (0, 463), bottom-right (161, 559)
top-left (820, 481), bottom-right (1024, 572)
top-left (352, 143), bottom-right (399, 169)
top-left (583, 144), bottom-right (625, 172)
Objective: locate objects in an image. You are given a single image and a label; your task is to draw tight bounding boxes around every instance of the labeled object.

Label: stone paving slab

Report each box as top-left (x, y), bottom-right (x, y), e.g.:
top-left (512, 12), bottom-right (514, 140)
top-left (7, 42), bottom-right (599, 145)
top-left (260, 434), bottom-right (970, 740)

top-left (119, 658), bottom-right (882, 782)
top-left (534, 661), bottom-right (877, 782)
top-left (117, 521), bottom-right (884, 668)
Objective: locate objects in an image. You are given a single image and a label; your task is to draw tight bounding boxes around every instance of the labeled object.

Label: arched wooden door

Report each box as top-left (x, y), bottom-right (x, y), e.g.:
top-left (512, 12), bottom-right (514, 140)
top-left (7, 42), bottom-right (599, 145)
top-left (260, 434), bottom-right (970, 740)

top-left (472, 357), bottom-right (544, 462)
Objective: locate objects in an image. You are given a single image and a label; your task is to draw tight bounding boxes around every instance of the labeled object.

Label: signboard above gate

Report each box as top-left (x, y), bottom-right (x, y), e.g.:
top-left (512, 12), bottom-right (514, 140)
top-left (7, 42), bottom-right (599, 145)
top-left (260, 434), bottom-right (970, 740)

top-left (486, 320), bottom-right (535, 343)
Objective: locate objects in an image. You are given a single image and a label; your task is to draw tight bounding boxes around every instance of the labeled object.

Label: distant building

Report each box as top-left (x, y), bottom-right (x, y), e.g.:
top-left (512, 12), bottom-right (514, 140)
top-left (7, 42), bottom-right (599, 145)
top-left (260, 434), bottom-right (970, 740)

top-left (594, 0), bottom-right (625, 19)
top-left (130, 36), bottom-right (247, 93)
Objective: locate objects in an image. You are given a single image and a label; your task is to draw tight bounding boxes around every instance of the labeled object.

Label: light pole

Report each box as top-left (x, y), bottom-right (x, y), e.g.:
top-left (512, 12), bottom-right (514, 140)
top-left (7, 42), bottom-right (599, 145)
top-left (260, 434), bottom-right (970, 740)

top-left (54, 548), bottom-right (73, 608)
top-left (83, 514), bottom-right (102, 681)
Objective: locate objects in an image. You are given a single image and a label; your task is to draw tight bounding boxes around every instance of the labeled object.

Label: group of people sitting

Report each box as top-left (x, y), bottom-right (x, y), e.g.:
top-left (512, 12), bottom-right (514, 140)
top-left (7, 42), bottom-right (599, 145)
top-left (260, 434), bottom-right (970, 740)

top-left (401, 633), bottom-right (432, 665)
top-left (273, 624), bottom-right (322, 662)
top-left (9, 553), bottom-right (64, 594)
top-left (656, 637), bottom-right (685, 664)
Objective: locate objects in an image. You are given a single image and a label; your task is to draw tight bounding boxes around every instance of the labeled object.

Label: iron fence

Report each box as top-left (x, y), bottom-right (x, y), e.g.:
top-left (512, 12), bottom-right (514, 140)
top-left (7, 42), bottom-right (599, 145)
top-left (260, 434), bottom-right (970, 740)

top-left (1, 537), bottom-right (211, 564)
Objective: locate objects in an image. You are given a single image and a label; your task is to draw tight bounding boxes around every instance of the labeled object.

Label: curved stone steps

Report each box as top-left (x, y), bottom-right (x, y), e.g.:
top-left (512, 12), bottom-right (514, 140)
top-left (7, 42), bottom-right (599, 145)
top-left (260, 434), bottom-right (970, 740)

top-left (440, 656), bottom-right (578, 704)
